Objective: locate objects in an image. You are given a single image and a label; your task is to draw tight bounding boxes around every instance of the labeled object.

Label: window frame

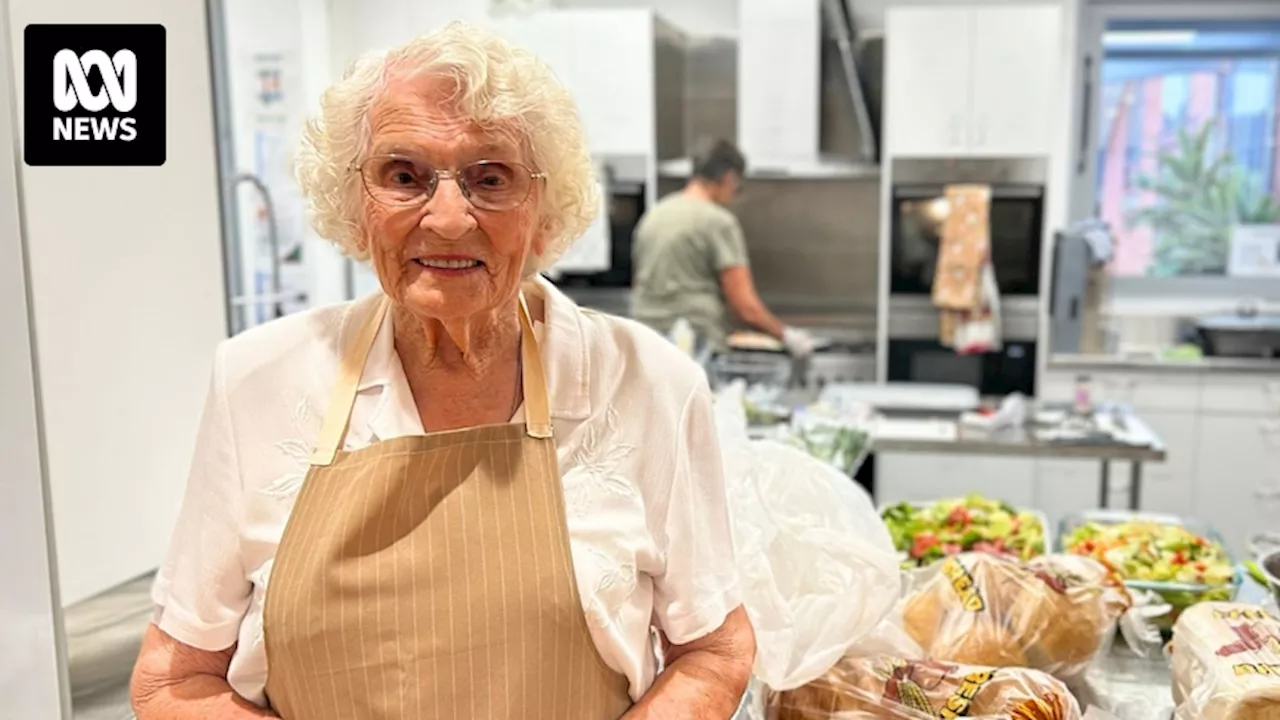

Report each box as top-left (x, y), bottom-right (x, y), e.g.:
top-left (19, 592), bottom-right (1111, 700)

top-left (1073, 1), bottom-right (1280, 301)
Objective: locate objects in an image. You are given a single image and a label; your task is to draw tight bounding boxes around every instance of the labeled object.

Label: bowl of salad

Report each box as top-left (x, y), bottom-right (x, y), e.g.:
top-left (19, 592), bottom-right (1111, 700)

top-left (879, 494), bottom-right (1049, 570)
top-left (1060, 511), bottom-right (1241, 630)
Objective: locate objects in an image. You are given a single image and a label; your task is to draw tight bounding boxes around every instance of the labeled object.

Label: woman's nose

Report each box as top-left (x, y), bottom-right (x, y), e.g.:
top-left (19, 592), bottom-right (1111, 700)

top-left (418, 177), bottom-right (477, 238)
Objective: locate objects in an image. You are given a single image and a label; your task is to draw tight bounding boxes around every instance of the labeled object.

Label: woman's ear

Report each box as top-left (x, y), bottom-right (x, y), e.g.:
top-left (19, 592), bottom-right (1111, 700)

top-left (531, 216), bottom-right (557, 258)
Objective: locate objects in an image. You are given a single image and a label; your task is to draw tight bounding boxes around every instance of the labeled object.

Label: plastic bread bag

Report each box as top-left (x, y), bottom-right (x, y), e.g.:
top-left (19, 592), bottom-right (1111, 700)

top-left (714, 382), bottom-right (902, 691)
top-left (767, 654), bottom-right (1082, 720)
top-left (900, 553), bottom-right (1132, 682)
top-left (1169, 602), bottom-right (1280, 720)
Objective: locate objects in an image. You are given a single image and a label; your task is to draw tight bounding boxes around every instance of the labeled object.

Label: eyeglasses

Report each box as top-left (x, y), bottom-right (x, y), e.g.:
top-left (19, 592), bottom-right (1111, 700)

top-left (354, 155), bottom-right (546, 211)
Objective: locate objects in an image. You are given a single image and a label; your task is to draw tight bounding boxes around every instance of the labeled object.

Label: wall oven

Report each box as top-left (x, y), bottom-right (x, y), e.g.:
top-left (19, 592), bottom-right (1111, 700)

top-left (889, 158), bottom-right (1047, 297)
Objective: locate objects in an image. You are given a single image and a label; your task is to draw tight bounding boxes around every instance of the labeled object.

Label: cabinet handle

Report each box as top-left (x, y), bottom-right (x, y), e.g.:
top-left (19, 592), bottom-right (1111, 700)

top-left (1077, 54), bottom-right (1094, 176)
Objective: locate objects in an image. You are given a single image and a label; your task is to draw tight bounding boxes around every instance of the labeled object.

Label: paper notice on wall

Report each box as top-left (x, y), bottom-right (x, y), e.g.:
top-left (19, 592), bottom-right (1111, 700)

top-left (1228, 224), bottom-right (1280, 277)
top-left (548, 165), bottom-right (611, 275)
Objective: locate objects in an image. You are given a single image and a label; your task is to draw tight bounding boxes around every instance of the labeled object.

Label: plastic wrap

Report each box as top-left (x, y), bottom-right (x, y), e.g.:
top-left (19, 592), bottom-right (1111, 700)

top-left (782, 403), bottom-right (874, 476)
top-left (1169, 602), bottom-right (1280, 720)
top-left (767, 654), bottom-right (1082, 719)
top-left (715, 382), bottom-right (901, 691)
top-left (1060, 511), bottom-right (1241, 633)
top-left (900, 553), bottom-right (1132, 681)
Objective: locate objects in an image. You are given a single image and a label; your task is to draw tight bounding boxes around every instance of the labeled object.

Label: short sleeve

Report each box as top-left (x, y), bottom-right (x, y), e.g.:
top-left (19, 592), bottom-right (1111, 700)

top-left (709, 216), bottom-right (749, 272)
top-left (150, 342), bottom-right (252, 652)
top-left (649, 383), bottom-right (741, 646)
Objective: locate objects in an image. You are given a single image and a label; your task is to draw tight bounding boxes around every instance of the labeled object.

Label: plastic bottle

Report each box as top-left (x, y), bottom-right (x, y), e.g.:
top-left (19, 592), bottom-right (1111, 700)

top-left (670, 318), bottom-right (697, 357)
top-left (1073, 374), bottom-right (1093, 416)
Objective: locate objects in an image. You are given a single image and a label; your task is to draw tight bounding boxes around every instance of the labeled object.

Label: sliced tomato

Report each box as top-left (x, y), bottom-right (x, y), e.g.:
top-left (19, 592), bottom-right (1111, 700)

top-left (910, 533), bottom-right (939, 559)
top-left (946, 506), bottom-right (971, 527)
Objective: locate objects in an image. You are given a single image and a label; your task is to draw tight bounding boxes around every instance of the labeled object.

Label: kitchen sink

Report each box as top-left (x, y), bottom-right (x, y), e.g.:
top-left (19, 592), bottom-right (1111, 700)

top-left (1197, 312), bottom-right (1280, 358)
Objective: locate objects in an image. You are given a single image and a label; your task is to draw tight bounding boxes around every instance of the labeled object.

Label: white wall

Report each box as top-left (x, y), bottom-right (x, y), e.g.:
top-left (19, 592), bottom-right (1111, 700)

top-left (0, 0), bottom-right (68, 714)
top-left (8, 0), bottom-right (229, 606)
top-left (556, 0), bottom-right (738, 35)
top-left (553, 0), bottom-right (888, 36)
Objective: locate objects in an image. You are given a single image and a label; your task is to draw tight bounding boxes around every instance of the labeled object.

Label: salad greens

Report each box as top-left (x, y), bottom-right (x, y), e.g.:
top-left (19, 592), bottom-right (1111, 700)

top-left (1063, 522), bottom-right (1234, 587)
top-left (880, 494), bottom-right (1047, 569)
top-left (1063, 521), bottom-right (1237, 629)
top-left (782, 424), bottom-right (869, 475)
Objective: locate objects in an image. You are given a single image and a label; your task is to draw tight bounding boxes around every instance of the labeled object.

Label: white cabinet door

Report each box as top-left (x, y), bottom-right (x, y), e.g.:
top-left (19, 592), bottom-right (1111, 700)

top-left (884, 7), bottom-right (973, 157)
top-left (1132, 410), bottom-right (1198, 517)
top-left (969, 4), bottom-right (1063, 156)
top-left (1193, 415), bottom-right (1280, 558)
top-left (876, 453), bottom-right (946, 506)
top-left (876, 453), bottom-right (1037, 509)
top-left (559, 10), bottom-right (654, 157)
top-left (492, 10), bottom-right (654, 157)
top-left (1036, 459), bottom-right (1103, 542)
top-left (738, 0), bottom-right (821, 162)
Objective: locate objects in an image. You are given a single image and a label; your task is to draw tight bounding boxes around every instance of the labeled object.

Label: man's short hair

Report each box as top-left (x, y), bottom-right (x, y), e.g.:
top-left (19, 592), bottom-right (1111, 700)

top-left (691, 138), bottom-right (746, 182)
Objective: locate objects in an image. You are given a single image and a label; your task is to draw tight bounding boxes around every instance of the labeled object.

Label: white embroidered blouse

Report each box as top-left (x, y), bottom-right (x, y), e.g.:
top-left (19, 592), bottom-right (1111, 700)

top-left (149, 276), bottom-right (740, 705)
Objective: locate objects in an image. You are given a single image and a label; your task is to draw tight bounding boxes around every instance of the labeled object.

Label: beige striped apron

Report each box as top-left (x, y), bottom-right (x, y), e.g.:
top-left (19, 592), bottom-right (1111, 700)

top-left (261, 292), bottom-right (633, 720)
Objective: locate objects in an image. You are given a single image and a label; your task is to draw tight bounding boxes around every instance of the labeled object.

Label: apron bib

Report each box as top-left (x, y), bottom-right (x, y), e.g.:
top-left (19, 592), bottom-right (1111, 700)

top-left (261, 290), bottom-right (632, 719)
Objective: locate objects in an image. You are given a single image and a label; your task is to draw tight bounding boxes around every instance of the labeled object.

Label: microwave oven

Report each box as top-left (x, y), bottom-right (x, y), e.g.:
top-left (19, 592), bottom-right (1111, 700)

top-left (889, 158), bottom-right (1047, 297)
top-left (887, 338), bottom-right (1038, 398)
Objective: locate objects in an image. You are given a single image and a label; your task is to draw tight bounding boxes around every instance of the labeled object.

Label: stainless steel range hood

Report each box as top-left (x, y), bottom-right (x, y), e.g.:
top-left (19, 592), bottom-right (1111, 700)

top-left (660, 2), bottom-right (882, 181)
top-left (823, 0), bottom-right (879, 165)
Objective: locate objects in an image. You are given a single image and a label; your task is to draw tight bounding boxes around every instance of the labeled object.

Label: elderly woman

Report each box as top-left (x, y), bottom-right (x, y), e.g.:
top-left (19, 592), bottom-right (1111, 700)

top-left (131, 21), bottom-right (753, 720)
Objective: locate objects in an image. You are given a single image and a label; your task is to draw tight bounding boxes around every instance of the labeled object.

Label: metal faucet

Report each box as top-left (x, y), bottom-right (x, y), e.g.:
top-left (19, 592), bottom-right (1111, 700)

top-left (231, 173), bottom-right (285, 331)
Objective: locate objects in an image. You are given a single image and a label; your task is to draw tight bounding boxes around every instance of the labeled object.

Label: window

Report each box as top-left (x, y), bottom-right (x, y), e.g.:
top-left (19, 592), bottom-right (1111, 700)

top-left (1096, 20), bottom-right (1280, 278)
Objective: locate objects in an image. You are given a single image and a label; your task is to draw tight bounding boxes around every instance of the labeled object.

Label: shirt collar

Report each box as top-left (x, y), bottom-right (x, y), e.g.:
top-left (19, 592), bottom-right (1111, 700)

top-left (341, 275), bottom-right (592, 447)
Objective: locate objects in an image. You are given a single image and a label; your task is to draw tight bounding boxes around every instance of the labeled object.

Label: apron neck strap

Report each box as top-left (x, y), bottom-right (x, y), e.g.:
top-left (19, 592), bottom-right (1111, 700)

top-left (518, 294), bottom-right (553, 439)
top-left (310, 290), bottom-right (552, 466)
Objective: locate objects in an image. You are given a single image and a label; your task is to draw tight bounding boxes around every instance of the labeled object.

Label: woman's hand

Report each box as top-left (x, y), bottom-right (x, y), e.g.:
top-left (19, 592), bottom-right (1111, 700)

top-left (624, 606), bottom-right (756, 720)
top-left (131, 625), bottom-right (279, 720)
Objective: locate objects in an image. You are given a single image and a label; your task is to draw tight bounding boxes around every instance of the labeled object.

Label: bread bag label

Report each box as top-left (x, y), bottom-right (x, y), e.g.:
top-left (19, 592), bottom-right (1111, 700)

top-left (942, 558), bottom-right (985, 612)
top-left (1213, 616), bottom-right (1280, 657)
top-left (1233, 663), bottom-right (1280, 676)
top-left (1213, 608), bottom-right (1277, 622)
top-left (938, 670), bottom-right (996, 718)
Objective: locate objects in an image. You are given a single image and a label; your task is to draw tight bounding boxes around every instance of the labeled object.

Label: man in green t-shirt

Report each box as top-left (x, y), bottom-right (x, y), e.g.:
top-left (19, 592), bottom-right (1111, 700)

top-left (632, 139), bottom-right (815, 356)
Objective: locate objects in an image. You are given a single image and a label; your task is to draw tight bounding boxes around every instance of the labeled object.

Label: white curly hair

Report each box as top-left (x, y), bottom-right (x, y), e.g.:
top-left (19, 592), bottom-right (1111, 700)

top-left (294, 21), bottom-right (599, 273)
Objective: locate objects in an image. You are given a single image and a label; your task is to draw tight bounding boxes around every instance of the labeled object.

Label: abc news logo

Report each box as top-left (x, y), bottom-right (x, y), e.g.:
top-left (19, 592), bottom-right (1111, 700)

top-left (25, 25), bottom-right (165, 166)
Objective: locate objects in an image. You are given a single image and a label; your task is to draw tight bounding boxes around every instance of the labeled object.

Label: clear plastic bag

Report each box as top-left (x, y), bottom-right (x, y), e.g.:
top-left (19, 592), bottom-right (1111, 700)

top-left (1169, 602), bottom-right (1280, 720)
top-left (715, 383), bottom-right (901, 691)
top-left (766, 654), bottom-right (1083, 719)
top-left (899, 553), bottom-right (1132, 682)
top-left (782, 404), bottom-right (874, 477)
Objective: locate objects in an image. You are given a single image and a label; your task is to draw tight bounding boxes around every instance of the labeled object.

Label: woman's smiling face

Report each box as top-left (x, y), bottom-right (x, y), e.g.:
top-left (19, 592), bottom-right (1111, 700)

top-left (359, 75), bottom-right (546, 322)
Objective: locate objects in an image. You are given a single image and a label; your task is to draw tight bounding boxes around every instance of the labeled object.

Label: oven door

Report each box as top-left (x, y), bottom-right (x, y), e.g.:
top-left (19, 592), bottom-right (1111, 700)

top-left (887, 339), bottom-right (1038, 397)
top-left (890, 184), bottom-right (1044, 296)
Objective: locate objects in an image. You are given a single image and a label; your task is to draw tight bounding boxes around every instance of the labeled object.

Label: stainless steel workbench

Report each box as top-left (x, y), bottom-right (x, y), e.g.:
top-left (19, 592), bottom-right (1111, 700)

top-left (870, 415), bottom-right (1168, 511)
top-left (1075, 577), bottom-right (1277, 719)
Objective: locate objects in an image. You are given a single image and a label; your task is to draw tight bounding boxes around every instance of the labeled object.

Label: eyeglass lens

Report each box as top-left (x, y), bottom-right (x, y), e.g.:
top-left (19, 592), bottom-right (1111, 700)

top-left (360, 156), bottom-right (533, 210)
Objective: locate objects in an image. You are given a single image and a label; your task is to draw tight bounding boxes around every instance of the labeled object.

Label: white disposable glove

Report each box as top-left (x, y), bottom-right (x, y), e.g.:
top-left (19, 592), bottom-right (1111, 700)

top-left (781, 326), bottom-right (816, 359)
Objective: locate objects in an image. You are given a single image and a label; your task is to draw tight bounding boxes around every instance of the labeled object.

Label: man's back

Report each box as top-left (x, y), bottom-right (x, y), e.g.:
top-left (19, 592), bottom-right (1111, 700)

top-left (631, 193), bottom-right (748, 351)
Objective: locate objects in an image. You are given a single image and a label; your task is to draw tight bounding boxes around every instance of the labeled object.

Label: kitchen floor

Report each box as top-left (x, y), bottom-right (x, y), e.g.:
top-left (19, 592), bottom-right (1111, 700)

top-left (65, 573), bottom-right (153, 720)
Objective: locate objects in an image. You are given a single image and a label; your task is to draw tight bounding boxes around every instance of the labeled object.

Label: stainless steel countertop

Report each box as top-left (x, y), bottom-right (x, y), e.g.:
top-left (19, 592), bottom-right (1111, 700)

top-left (1051, 353), bottom-right (1280, 375)
top-left (870, 409), bottom-right (1167, 463)
top-left (1076, 578), bottom-right (1276, 719)
top-left (871, 425), bottom-right (1167, 462)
